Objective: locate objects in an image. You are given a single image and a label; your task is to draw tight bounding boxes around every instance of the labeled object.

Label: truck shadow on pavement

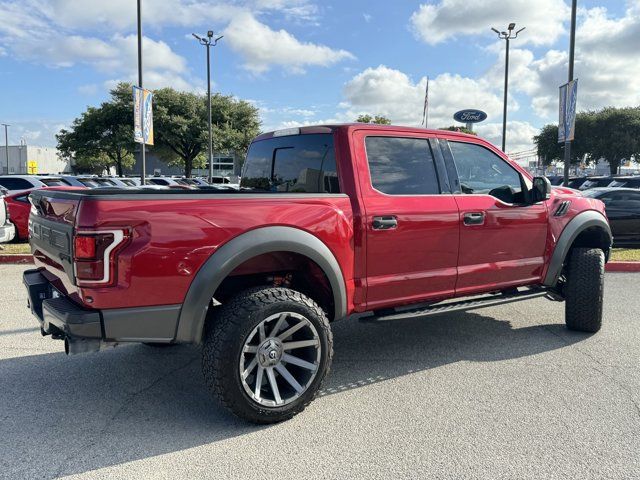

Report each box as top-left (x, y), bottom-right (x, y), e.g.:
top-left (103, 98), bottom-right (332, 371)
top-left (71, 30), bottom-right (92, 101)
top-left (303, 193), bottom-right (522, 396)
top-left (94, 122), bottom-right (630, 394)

top-left (0, 309), bottom-right (589, 478)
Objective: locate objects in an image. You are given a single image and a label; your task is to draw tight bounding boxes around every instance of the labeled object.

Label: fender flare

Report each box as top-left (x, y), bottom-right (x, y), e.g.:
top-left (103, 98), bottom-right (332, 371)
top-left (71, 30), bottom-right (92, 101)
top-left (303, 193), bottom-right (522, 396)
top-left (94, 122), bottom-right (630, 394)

top-left (174, 226), bottom-right (348, 343)
top-left (543, 210), bottom-right (612, 287)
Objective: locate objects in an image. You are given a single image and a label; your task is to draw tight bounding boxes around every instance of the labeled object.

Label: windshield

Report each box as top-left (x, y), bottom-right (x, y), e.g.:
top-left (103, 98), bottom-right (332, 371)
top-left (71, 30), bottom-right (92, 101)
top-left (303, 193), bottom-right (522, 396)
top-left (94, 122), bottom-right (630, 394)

top-left (241, 133), bottom-right (339, 193)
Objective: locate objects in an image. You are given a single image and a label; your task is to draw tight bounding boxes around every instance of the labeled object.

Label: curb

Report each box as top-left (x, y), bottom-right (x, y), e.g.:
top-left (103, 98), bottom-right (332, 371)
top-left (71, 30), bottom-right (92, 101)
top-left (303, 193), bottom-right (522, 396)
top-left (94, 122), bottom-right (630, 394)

top-left (606, 262), bottom-right (640, 272)
top-left (1, 254), bottom-right (640, 271)
top-left (0, 255), bottom-right (34, 264)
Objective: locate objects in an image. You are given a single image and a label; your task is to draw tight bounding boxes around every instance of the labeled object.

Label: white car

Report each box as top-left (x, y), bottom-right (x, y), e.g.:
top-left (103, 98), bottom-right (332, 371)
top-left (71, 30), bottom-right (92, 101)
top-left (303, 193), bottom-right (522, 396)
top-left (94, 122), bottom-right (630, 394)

top-left (0, 194), bottom-right (16, 243)
top-left (0, 175), bottom-right (68, 194)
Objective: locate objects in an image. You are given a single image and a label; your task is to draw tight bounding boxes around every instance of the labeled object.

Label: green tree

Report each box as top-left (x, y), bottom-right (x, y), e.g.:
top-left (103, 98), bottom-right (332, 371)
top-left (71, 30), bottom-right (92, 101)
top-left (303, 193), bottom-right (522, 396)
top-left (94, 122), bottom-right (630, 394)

top-left (439, 125), bottom-right (477, 135)
top-left (535, 108), bottom-right (640, 173)
top-left (533, 124), bottom-right (562, 166)
top-left (356, 114), bottom-right (392, 125)
top-left (57, 83), bottom-right (135, 175)
top-left (153, 89), bottom-right (260, 177)
top-left (590, 107), bottom-right (640, 174)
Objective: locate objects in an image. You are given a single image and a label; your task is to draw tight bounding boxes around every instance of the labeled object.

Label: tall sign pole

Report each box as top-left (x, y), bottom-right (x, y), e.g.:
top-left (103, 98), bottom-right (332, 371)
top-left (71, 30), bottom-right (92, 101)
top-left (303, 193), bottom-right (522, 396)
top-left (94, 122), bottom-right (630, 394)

top-left (501, 36), bottom-right (509, 151)
top-left (492, 24), bottom-right (525, 152)
top-left (206, 36), bottom-right (213, 183)
top-left (563, 0), bottom-right (577, 185)
top-left (192, 32), bottom-right (223, 183)
top-left (137, 0), bottom-right (146, 185)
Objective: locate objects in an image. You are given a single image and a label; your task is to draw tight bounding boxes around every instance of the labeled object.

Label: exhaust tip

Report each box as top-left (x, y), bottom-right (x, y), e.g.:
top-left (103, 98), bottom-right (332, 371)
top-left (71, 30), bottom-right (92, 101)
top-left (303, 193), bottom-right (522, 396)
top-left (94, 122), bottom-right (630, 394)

top-left (64, 337), bottom-right (101, 355)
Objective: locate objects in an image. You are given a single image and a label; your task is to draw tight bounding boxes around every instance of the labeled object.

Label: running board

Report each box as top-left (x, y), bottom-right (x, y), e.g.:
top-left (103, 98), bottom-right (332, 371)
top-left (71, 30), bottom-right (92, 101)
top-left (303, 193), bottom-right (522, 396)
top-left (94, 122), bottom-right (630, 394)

top-left (362, 287), bottom-right (550, 322)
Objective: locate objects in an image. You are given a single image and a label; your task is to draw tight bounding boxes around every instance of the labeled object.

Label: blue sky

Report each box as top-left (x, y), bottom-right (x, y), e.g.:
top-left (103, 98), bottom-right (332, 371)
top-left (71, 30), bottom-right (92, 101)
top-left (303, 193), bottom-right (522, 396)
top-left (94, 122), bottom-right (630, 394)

top-left (0, 0), bottom-right (637, 153)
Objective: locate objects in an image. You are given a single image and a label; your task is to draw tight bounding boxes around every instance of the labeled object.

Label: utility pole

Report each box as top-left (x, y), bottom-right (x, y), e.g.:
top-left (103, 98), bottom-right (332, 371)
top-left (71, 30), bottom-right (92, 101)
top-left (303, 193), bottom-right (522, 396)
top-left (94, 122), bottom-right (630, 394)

top-left (1, 124), bottom-right (9, 175)
top-left (564, 0), bottom-right (577, 185)
top-left (137, 0), bottom-right (146, 185)
top-left (193, 31), bottom-right (223, 183)
top-left (492, 23), bottom-right (525, 152)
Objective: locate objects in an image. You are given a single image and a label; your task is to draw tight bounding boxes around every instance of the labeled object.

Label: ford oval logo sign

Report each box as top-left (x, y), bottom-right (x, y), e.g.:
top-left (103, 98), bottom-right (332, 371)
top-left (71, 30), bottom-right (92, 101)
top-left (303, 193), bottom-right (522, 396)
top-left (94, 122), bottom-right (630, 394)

top-left (453, 109), bottom-right (487, 123)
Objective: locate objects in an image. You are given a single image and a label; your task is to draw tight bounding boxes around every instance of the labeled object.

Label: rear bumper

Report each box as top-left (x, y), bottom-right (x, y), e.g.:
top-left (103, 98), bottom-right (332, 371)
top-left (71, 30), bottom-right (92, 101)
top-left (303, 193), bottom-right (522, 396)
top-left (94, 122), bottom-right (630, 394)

top-left (0, 221), bottom-right (15, 243)
top-left (23, 269), bottom-right (102, 339)
top-left (23, 269), bottom-right (182, 348)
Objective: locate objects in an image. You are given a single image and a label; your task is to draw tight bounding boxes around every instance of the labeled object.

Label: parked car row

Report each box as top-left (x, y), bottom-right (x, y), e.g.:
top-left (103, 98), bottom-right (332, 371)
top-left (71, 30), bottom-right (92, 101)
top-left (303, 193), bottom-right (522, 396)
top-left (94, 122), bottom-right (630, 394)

top-left (0, 174), bottom-right (239, 194)
top-left (0, 174), bottom-right (240, 243)
top-left (545, 175), bottom-right (640, 190)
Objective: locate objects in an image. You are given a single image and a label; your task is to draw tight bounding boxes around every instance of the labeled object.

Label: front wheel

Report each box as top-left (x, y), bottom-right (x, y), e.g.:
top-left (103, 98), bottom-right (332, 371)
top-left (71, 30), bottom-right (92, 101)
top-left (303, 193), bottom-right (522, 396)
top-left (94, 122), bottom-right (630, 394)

top-left (202, 287), bottom-right (333, 424)
top-left (564, 247), bottom-right (605, 333)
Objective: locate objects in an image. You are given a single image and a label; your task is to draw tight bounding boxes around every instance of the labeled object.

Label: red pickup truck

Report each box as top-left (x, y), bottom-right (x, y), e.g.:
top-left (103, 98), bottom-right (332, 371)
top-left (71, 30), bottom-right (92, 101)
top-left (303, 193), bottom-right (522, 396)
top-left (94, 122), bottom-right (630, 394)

top-left (23, 124), bottom-right (611, 423)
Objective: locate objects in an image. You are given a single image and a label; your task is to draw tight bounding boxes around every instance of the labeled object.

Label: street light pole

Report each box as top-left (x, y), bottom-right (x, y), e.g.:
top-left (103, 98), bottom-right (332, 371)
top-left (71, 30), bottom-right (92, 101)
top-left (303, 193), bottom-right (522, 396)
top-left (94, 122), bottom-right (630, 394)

top-left (137, 0), bottom-right (146, 185)
top-left (492, 23), bottom-right (525, 152)
top-left (193, 31), bottom-right (223, 183)
top-left (1, 123), bottom-right (9, 175)
top-left (563, 0), bottom-right (577, 185)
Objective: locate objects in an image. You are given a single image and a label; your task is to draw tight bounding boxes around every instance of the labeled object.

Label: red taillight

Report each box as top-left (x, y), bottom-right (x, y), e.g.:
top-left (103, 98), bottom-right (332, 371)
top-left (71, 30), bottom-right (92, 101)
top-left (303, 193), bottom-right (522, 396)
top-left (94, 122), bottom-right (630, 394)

top-left (73, 230), bottom-right (127, 285)
top-left (74, 236), bottom-right (98, 259)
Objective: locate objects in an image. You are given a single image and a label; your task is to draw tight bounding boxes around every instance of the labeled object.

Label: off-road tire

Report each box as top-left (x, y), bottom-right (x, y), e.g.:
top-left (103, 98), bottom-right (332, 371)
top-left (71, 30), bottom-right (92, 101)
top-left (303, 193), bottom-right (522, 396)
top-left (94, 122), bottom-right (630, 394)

top-left (202, 287), bottom-right (333, 424)
top-left (564, 247), bottom-right (605, 333)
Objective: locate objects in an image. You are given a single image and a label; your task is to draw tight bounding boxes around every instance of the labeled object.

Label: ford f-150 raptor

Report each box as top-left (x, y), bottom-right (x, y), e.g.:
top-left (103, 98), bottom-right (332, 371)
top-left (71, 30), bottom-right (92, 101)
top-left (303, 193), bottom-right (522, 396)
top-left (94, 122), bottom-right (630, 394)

top-left (23, 124), bottom-right (611, 423)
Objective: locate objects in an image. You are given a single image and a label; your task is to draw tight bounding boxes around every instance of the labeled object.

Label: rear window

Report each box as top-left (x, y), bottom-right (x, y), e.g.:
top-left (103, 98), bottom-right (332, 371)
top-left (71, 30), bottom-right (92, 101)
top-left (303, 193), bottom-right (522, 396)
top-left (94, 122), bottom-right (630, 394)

top-left (79, 179), bottom-right (99, 187)
top-left (0, 178), bottom-right (34, 190)
top-left (93, 179), bottom-right (117, 186)
top-left (241, 133), bottom-right (339, 193)
top-left (149, 178), bottom-right (169, 186)
top-left (40, 178), bottom-right (69, 187)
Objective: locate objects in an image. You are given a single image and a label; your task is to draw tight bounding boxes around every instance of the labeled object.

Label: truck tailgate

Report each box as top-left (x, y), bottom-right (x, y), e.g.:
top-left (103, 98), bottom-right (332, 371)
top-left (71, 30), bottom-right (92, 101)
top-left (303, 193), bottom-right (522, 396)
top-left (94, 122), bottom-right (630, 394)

top-left (28, 191), bottom-right (81, 294)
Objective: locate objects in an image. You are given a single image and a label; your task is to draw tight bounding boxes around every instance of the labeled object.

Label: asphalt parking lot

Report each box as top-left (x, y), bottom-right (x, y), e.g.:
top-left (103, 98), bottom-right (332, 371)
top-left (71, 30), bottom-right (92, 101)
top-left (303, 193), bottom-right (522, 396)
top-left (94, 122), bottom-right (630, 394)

top-left (1, 265), bottom-right (639, 479)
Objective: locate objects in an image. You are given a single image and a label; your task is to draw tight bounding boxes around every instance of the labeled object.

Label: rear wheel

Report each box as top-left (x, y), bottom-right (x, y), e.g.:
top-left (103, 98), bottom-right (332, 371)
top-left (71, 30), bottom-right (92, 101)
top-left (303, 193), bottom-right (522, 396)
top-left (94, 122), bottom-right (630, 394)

top-left (564, 247), bottom-right (605, 333)
top-left (202, 287), bottom-right (333, 424)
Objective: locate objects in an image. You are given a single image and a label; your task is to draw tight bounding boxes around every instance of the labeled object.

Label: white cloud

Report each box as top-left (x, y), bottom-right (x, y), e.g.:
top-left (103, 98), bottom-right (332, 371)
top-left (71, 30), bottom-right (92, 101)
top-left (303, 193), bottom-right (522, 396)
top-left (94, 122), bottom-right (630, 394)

top-left (0, 0), bottom-right (352, 83)
top-left (283, 108), bottom-right (316, 117)
top-left (410, 0), bottom-right (569, 46)
top-left (486, 4), bottom-right (640, 119)
top-left (341, 65), bottom-right (507, 127)
top-left (224, 12), bottom-right (354, 73)
top-left (46, 0), bottom-right (241, 31)
top-left (252, 0), bottom-right (320, 22)
top-left (4, 120), bottom-right (70, 147)
top-left (0, 0), bottom-right (197, 89)
top-left (337, 65), bottom-right (535, 152)
top-left (475, 121), bottom-right (539, 154)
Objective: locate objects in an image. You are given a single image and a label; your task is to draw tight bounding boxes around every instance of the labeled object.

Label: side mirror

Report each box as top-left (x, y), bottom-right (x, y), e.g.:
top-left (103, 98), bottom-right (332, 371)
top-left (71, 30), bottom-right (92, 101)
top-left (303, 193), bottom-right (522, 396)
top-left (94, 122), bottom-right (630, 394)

top-left (529, 176), bottom-right (551, 203)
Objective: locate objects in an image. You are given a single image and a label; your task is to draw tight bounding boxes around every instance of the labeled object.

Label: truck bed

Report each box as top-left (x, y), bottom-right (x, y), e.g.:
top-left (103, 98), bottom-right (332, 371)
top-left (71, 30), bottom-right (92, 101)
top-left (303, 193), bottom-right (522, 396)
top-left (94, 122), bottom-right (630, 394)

top-left (28, 188), bottom-right (355, 310)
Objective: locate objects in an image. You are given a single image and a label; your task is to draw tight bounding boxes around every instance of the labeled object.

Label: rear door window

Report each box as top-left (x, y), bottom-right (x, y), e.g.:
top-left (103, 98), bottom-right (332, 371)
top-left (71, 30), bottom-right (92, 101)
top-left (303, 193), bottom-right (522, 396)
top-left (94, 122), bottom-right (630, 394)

top-left (242, 134), bottom-right (339, 193)
top-left (364, 136), bottom-right (440, 195)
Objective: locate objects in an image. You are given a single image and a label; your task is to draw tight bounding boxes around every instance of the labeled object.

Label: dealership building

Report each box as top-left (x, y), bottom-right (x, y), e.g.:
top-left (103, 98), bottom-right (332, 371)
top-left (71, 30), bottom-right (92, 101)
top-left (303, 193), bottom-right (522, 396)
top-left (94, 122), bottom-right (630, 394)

top-left (0, 144), bottom-right (71, 175)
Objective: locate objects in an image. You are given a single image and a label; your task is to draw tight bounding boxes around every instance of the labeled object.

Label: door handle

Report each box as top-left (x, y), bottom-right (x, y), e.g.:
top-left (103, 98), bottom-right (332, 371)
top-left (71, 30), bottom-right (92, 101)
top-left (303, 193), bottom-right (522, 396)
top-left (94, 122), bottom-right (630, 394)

top-left (463, 212), bottom-right (485, 226)
top-left (372, 216), bottom-right (398, 230)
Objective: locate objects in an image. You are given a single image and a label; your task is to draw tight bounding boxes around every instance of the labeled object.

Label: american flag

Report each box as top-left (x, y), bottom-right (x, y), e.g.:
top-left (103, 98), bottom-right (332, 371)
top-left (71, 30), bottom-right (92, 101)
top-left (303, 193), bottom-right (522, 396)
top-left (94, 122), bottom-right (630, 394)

top-left (421, 76), bottom-right (429, 128)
